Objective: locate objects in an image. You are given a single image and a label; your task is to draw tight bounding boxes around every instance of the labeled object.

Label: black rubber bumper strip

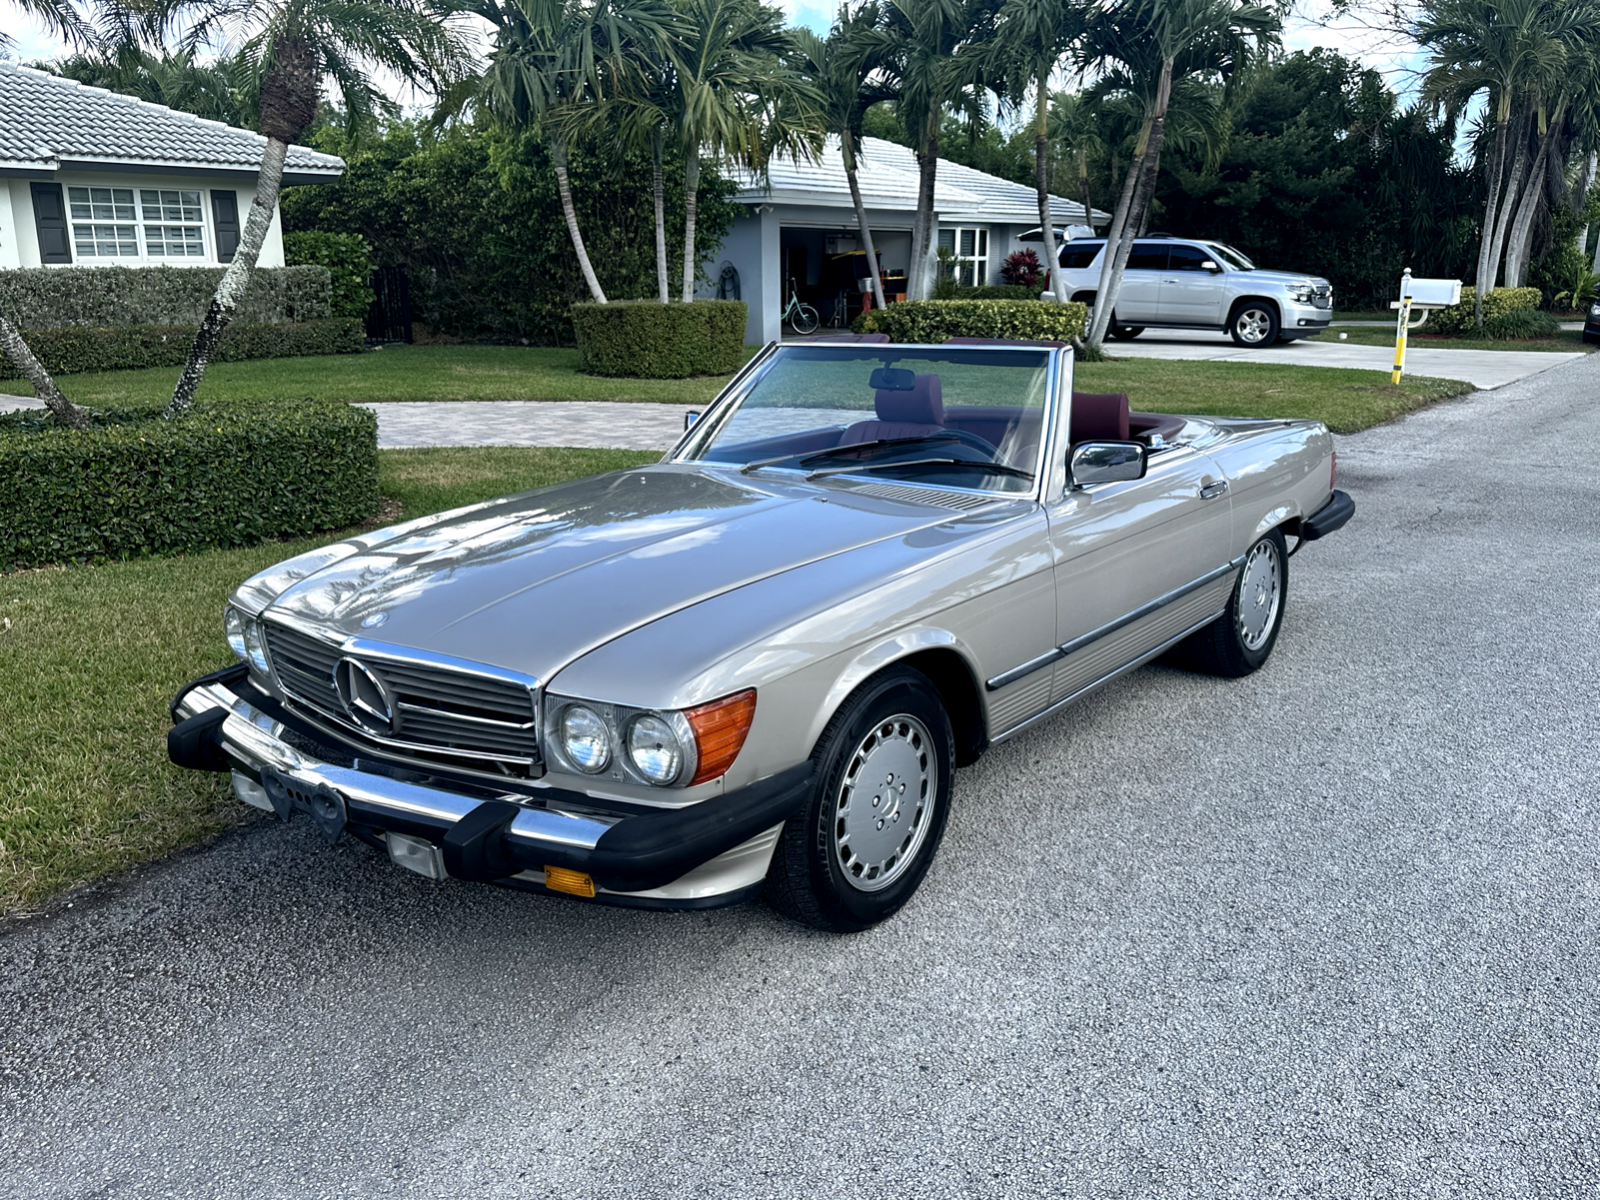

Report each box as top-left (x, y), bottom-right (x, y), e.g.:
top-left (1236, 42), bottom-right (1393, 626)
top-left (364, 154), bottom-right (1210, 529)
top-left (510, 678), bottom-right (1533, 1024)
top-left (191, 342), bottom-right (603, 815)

top-left (440, 800), bottom-right (523, 882)
top-left (168, 706), bottom-right (233, 772)
top-left (1302, 488), bottom-right (1355, 541)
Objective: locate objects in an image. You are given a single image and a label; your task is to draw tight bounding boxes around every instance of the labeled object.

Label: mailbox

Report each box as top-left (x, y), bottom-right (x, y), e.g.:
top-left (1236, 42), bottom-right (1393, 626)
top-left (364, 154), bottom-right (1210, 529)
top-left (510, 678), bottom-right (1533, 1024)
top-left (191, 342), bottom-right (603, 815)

top-left (1401, 277), bottom-right (1462, 308)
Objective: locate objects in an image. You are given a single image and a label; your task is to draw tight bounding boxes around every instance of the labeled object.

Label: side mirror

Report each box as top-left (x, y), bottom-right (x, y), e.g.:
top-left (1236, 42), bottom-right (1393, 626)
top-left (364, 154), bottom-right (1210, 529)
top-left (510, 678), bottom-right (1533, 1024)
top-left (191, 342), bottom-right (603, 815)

top-left (1201, 260), bottom-right (1222, 273)
top-left (685, 410), bottom-right (701, 431)
top-left (1069, 441), bottom-right (1148, 489)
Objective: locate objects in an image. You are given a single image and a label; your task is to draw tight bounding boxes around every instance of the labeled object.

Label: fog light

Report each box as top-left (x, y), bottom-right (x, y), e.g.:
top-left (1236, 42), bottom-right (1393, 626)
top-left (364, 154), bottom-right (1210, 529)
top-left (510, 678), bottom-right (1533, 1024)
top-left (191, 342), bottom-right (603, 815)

top-left (387, 832), bottom-right (446, 879)
top-left (543, 865), bottom-right (596, 897)
top-left (231, 769), bottom-right (273, 811)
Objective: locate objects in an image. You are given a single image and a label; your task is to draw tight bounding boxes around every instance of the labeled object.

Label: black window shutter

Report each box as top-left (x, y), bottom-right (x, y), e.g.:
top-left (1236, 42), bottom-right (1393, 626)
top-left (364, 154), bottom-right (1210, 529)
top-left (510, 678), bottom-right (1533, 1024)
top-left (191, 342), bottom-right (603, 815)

top-left (30, 182), bottom-right (72, 264)
top-left (211, 190), bottom-right (241, 263)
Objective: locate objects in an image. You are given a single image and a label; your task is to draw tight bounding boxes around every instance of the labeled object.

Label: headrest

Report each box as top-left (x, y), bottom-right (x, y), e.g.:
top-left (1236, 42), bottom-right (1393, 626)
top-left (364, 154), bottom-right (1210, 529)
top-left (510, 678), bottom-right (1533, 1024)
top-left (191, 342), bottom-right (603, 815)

top-left (1070, 391), bottom-right (1130, 442)
top-left (943, 337), bottom-right (1068, 348)
top-left (875, 374), bottom-right (944, 426)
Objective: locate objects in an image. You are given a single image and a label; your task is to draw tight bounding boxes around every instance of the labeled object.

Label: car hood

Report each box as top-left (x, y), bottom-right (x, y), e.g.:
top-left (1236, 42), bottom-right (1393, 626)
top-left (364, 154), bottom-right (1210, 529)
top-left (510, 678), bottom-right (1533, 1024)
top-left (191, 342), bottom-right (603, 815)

top-left (1234, 268), bottom-right (1328, 289)
top-left (263, 466), bottom-right (955, 682)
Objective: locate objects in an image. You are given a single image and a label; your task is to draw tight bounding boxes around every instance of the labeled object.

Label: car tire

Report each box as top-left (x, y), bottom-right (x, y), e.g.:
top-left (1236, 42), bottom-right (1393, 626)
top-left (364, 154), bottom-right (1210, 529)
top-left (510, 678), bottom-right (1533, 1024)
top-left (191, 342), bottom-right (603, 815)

top-left (1229, 302), bottom-right (1280, 347)
top-left (764, 666), bottom-right (954, 932)
top-left (1108, 324), bottom-right (1144, 340)
top-left (1171, 528), bottom-right (1288, 677)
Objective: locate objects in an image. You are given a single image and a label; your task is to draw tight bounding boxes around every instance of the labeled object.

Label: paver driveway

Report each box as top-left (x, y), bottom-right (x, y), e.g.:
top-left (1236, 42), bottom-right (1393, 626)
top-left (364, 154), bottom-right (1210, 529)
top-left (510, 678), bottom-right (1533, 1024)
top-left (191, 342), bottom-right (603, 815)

top-left (2, 355), bottom-right (1597, 1198)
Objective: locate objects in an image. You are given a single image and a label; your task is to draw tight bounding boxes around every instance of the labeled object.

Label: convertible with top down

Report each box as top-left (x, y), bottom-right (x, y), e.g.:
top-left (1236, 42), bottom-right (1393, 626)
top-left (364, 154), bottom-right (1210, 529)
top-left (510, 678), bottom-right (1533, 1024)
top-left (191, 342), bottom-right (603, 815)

top-left (168, 337), bottom-right (1354, 931)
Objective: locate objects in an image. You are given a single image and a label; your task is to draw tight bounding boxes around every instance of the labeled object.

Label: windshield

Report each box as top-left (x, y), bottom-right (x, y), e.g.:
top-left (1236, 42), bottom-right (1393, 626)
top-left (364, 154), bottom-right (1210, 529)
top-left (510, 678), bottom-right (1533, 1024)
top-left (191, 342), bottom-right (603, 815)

top-left (676, 345), bottom-right (1053, 495)
top-left (1207, 243), bottom-right (1256, 271)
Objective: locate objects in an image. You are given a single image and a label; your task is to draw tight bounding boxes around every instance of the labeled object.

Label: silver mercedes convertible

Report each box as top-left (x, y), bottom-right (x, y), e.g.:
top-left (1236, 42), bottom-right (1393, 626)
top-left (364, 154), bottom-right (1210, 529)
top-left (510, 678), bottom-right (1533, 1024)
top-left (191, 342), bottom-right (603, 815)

top-left (169, 338), bottom-right (1353, 931)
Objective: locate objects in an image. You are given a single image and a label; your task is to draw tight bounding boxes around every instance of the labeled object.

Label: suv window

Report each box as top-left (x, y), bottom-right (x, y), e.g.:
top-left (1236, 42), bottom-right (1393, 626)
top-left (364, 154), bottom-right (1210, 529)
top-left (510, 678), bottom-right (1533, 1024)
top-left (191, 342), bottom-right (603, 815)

top-left (1167, 245), bottom-right (1215, 272)
top-left (1127, 243), bottom-right (1168, 270)
top-left (1058, 242), bottom-right (1103, 269)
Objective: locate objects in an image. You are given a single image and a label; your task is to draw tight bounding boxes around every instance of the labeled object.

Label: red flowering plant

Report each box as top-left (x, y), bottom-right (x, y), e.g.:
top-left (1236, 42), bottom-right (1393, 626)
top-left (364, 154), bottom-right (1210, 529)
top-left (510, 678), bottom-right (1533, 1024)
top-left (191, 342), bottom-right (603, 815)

top-left (1000, 249), bottom-right (1044, 289)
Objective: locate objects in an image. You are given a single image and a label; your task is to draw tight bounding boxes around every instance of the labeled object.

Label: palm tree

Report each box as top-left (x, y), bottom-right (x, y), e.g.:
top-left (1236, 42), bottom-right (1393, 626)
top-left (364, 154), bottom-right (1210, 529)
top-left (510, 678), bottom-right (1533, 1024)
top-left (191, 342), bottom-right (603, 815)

top-left (790, 8), bottom-right (897, 310)
top-left (2, 0), bottom-right (89, 54)
top-left (1417, 0), bottom-right (1600, 328)
top-left (606, 31), bottom-right (681, 302)
top-left (667, 0), bottom-right (818, 302)
top-left (992, 0), bottom-right (1086, 302)
top-left (39, 46), bottom-right (260, 126)
top-left (148, 0), bottom-right (466, 415)
top-left (1079, 0), bottom-right (1277, 350)
top-left (1051, 91), bottom-right (1105, 235)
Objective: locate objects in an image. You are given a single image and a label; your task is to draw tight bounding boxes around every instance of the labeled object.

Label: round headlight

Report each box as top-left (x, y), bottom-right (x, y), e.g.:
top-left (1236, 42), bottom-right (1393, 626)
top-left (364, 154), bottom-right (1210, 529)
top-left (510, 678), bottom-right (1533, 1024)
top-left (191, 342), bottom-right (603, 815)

top-left (627, 714), bottom-right (683, 785)
top-left (224, 606), bottom-right (248, 661)
top-left (561, 705), bottom-right (611, 773)
top-left (242, 620), bottom-right (271, 676)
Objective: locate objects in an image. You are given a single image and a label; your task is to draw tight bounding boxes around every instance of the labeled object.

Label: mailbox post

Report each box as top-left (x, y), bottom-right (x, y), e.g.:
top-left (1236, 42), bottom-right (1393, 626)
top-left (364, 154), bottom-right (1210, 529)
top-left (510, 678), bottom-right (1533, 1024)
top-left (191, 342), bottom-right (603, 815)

top-left (1390, 270), bottom-right (1463, 384)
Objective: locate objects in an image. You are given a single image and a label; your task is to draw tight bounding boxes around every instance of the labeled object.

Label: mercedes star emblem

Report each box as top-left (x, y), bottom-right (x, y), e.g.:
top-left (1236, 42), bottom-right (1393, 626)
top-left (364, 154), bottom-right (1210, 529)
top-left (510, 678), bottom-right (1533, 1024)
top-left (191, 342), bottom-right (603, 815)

top-left (334, 657), bottom-right (396, 736)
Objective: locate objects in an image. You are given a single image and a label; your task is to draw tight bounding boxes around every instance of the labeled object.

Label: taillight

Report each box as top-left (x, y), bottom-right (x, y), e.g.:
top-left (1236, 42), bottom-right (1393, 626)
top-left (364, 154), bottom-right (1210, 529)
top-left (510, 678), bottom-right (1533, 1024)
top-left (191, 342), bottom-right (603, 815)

top-left (685, 689), bottom-right (757, 785)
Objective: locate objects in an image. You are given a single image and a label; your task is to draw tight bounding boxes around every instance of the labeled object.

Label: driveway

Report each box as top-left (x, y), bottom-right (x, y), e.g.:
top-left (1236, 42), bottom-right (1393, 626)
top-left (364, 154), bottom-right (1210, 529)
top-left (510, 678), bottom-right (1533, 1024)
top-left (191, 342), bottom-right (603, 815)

top-left (1107, 328), bottom-right (1584, 389)
top-left (3, 355), bottom-right (1598, 1198)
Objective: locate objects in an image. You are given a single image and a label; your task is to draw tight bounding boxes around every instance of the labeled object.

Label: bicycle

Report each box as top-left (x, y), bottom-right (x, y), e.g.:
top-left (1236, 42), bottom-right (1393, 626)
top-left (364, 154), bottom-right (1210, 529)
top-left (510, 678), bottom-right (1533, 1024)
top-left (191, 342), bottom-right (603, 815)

top-left (781, 278), bottom-right (820, 335)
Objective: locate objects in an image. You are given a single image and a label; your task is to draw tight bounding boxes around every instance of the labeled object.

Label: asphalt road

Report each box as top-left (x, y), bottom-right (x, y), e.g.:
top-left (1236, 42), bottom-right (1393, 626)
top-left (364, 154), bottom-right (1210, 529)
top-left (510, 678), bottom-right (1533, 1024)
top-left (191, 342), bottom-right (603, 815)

top-left (4, 355), bottom-right (1598, 1198)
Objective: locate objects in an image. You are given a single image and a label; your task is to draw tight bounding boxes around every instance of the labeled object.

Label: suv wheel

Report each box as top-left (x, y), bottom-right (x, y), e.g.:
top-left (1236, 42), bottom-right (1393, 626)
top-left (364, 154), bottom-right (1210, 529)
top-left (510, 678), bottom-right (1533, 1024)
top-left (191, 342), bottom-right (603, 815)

top-left (1108, 324), bottom-right (1144, 340)
top-left (1229, 302), bottom-right (1280, 347)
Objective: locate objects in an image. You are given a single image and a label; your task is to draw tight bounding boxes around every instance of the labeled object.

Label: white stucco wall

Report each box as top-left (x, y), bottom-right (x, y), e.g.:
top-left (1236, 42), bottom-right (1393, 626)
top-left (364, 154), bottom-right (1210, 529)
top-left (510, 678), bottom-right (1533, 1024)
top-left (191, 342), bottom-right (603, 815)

top-left (2, 171), bottom-right (285, 270)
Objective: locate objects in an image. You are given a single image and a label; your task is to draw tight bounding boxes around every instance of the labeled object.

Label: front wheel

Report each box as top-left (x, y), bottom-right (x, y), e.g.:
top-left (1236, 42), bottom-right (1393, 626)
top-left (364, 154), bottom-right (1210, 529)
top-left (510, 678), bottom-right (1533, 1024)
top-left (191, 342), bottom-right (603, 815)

top-left (765, 666), bottom-right (954, 932)
top-left (1229, 303), bottom-right (1280, 347)
top-left (789, 304), bottom-right (820, 335)
top-left (1171, 528), bottom-right (1288, 677)
top-left (1109, 324), bottom-right (1145, 340)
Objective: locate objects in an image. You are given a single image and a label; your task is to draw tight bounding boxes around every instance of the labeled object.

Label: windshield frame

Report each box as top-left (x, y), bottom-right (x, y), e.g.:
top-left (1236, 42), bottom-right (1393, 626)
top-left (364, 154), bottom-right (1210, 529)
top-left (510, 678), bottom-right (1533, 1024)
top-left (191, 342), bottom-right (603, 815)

top-left (668, 342), bottom-right (1064, 502)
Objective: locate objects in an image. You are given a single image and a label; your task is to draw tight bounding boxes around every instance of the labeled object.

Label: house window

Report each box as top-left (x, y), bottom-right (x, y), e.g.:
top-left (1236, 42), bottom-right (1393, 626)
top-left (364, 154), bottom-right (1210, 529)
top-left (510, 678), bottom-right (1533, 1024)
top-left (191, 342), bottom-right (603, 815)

top-left (140, 189), bottom-right (206, 257)
top-left (67, 187), bottom-right (139, 258)
top-left (938, 227), bottom-right (989, 286)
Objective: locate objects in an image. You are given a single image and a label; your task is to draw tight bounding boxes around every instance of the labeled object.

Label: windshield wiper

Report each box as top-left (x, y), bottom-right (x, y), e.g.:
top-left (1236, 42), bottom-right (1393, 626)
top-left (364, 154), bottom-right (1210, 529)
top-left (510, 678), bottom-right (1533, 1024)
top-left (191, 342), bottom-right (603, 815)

top-left (739, 432), bottom-right (961, 475)
top-left (806, 457), bottom-right (1036, 482)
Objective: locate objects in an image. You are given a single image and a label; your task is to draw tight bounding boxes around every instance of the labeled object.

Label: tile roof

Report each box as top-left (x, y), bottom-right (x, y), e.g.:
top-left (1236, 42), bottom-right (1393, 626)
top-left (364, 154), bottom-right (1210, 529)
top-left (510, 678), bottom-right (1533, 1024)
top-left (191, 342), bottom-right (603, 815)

top-left (729, 136), bottom-right (1102, 225)
top-left (0, 62), bottom-right (344, 177)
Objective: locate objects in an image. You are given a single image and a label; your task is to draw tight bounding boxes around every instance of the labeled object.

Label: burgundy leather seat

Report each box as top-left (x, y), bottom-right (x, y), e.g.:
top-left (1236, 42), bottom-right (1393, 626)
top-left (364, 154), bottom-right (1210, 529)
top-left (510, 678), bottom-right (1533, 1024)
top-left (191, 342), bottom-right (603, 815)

top-left (843, 374), bottom-right (945, 443)
top-left (1070, 391), bottom-right (1129, 443)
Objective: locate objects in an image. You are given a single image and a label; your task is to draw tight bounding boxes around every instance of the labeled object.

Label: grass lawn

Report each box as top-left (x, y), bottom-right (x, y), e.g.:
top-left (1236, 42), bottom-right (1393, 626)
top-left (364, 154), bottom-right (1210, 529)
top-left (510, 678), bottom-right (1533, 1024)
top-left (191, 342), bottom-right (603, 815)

top-left (1309, 326), bottom-right (1590, 353)
top-left (1077, 358), bottom-right (1473, 434)
top-left (0, 345), bottom-right (750, 407)
top-left (0, 446), bottom-right (656, 917)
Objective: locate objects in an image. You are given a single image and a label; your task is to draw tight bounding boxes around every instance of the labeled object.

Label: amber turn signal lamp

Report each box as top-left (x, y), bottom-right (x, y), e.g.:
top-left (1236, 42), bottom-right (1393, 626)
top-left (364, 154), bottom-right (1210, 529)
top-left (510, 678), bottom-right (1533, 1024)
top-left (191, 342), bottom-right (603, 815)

top-left (543, 866), bottom-right (595, 897)
top-left (685, 689), bottom-right (757, 785)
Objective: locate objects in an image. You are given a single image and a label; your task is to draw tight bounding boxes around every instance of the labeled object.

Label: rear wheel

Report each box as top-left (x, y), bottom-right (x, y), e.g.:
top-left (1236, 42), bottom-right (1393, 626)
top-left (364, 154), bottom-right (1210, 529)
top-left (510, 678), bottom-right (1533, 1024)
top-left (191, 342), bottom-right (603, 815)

top-left (765, 666), bottom-right (954, 932)
top-left (1108, 324), bottom-right (1145, 340)
top-left (790, 304), bottom-right (820, 336)
top-left (1229, 302), bottom-right (1280, 347)
top-left (1171, 528), bottom-right (1288, 677)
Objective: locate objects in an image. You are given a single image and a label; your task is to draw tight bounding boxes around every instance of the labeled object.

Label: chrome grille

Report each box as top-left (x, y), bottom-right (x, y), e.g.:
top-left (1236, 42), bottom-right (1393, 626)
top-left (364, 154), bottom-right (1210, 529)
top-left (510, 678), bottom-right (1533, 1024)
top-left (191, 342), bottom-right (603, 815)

top-left (1313, 284), bottom-right (1332, 310)
top-left (263, 622), bottom-right (540, 776)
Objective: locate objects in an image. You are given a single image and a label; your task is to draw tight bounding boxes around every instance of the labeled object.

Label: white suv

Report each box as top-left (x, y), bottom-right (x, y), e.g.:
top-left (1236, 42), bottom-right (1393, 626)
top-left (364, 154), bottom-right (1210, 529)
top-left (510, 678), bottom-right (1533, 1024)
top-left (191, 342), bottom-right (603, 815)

top-left (1055, 236), bottom-right (1334, 347)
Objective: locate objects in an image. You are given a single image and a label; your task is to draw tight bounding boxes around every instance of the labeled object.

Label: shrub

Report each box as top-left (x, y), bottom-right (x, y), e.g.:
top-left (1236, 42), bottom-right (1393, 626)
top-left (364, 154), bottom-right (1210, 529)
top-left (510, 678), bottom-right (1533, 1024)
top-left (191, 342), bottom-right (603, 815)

top-left (952, 284), bottom-right (1040, 302)
top-left (1482, 308), bottom-right (1560, 340)
top-left (0, 265), bottom-right (332, 329)
top-left (1426, 286), bottom-right (1541, 335)
top-left (285, 232), bottom-right (376, 319)
top-left (854, 299), bottom-right (1089, 344)
top-left (999, 250), bottom-right (1043, 289)
top-left (0, 319), bottom-right (366, 379)
top-left (571, 300), bottom-right (747, 377)
top-left (0, 399), bottom-right (378, 571)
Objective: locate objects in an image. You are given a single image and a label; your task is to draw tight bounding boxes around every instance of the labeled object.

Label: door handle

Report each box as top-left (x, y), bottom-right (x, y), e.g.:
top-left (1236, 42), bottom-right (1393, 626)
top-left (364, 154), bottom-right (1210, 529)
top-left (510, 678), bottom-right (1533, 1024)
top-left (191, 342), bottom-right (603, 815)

top-left (1200, 480), bottom-right (1229, 500)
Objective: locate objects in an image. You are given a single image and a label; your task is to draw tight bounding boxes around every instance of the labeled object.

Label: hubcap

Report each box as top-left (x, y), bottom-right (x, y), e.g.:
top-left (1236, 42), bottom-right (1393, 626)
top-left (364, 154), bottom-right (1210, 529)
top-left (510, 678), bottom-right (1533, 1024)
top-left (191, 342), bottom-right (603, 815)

top-left (1236, 308), bottom-right (1272, 343)
top-left (1237, 539), bottom-right (1281, 651)
top-left (833, 715), bottom-right (936, 893)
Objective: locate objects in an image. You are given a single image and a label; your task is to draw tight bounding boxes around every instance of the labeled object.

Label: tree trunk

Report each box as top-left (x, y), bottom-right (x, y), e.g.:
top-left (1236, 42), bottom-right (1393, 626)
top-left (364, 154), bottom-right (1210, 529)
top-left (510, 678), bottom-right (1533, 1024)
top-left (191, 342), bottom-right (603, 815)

top-left (552, 138), bottom-right (607, 306)
top-left (0, 313), bottom-right (88, 430)
top-left (1486, 113), bottom-right (1530, 293)
top-left (166, 136), bottom-right (289, 416)
top-left (909, 110), bottom-right (940, 301)
top-left (1085, 144), bottom-right (1145, 347)
top-left (1036, 72), bottom-right (1066, 303)
top-left (1504, 130), bottom-right (1551, 288)
top-left (1473, 110), bottom-right (1511, 331)
top-left (1079, 148), bottom-right (1093, 233)
top-left (680, 148), bottom-right (700, 303)
top-left (844, 146), bottom-right (886, 310)
top-left (652, 131), bottom-right (669, 304)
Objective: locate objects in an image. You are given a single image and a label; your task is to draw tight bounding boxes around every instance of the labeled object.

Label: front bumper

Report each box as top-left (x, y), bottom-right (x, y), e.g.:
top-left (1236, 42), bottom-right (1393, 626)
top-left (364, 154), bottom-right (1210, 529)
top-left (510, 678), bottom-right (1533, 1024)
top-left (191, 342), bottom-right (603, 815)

top-left (1282, 299), bottom-right (1332, 331)
top-left (1584, 319), bottom-right (1600, 346)
top-left (169, 667), bottom-right (812, 907)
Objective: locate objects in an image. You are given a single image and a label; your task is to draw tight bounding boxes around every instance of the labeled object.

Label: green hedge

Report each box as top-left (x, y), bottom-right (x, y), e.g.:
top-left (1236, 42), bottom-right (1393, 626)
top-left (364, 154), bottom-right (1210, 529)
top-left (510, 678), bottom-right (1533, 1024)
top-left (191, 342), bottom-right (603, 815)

top-left (0, 399), bottom-right (378, 571)
top-left (0, 265), bottom-right (332, 329)
top-left (1482, 308), bottom-right (1561, 339)
top-left (1427, 286), bottom-right (1541, 335)
top-left (571, 300), bottom-right (747, 377)
top-left (952, 285), bottom-right (1040, 302)
top-left (0, 319), bottom-right (366, 379)
top-left (284, 232), bottom-right (375, 319)
top-left (855, 299), bottom-right (1089, 343)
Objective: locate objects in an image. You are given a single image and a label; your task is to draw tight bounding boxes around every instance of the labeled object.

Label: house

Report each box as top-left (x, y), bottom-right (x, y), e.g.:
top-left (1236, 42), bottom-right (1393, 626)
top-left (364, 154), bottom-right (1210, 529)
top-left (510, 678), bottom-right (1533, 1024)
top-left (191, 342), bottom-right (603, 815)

top-left (0, 62), bottom-right (343, 271)
top-left (711, 136), bottom-right (1106, 344)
